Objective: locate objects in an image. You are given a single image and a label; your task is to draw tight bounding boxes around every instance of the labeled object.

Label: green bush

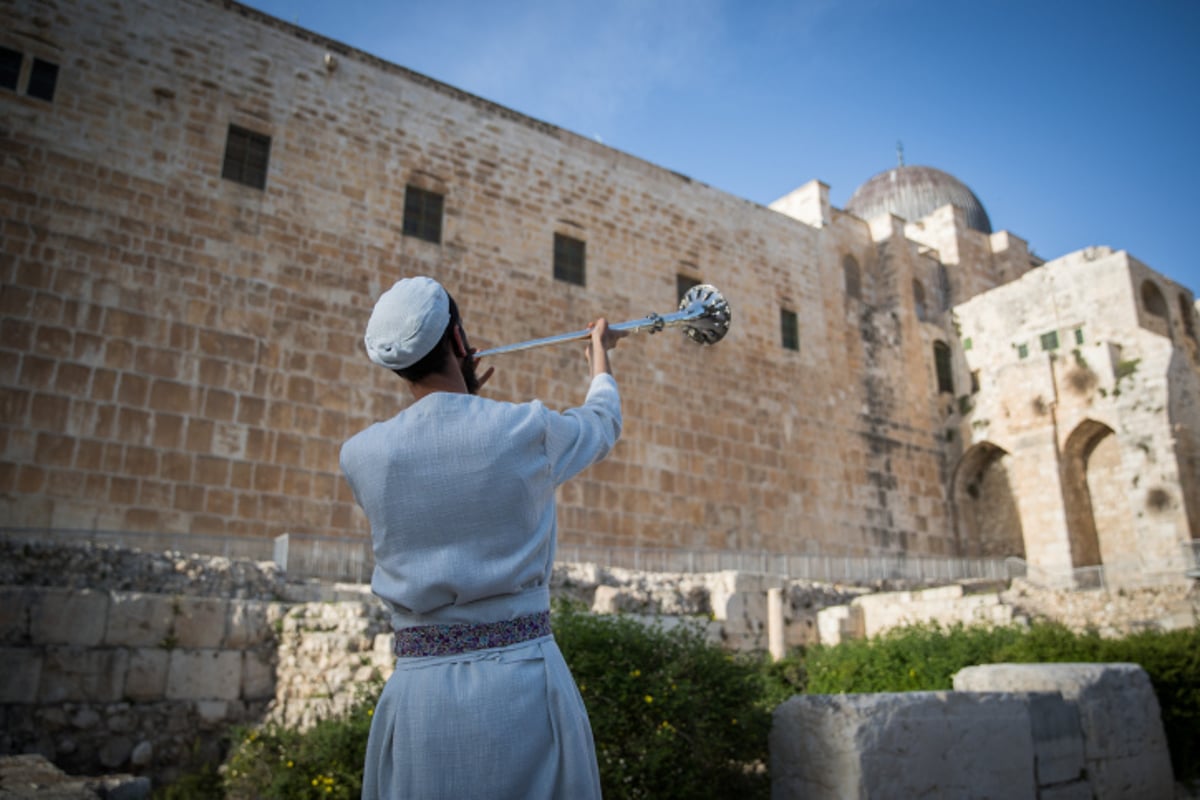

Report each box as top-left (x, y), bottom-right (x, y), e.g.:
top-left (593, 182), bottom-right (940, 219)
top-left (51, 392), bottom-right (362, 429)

top-left (552, 602), bottom-right (772, 799)
top-left (221, 682), bottom-right (380, 800)
top-left (161, 612), bottom-right (1198, 795)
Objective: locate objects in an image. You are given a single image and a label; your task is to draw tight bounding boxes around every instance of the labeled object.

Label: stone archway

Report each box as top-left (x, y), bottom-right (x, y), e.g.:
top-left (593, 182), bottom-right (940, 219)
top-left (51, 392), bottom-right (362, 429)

top-left (1061, 419), bottom-right (1132, 569)
top-left (952, 442), bottom-right (1024, 558)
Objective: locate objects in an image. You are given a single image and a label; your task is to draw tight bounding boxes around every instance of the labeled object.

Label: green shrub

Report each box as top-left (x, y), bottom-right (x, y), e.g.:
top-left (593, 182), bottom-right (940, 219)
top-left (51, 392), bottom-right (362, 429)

top-left (552, 602), bottom-right (771, 799)
top-left (222, 681), bottom-right (380, 800)
top-left (162, 611), bottom-right (1199, 795)
top-left (805, 621), bottom-right (1027, 693)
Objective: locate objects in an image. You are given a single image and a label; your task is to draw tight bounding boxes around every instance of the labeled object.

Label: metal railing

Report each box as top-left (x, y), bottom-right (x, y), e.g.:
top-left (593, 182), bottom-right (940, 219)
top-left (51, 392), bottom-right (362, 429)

top-left (273, 532), bottom-right (373, 584)
top-left (9, 527), bottom-right (1195, 588)
top-left (556, 544), bottom-right (1009, 585)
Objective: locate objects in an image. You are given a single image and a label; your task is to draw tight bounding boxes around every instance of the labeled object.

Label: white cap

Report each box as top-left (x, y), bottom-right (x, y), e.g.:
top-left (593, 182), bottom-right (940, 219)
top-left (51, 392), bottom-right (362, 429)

top-left (363, 277), bottom-right (451, 369)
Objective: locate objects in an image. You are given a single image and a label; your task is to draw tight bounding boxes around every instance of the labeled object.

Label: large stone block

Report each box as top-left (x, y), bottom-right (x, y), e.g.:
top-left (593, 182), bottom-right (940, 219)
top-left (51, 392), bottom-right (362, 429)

top-left (172, 597), bottom-right (229, 649)
top-left (104, 592), bottom-right (174, 648)
top-left (0, 648), bottom-right (41, 704)
top-left (165, 649), bottom-right (242, 701)
top-left (1025, 691), bottom-right (1086, 788)
top-left (125, 648), bottom-right (169, 701)
top-left (952, 663), bottom-right (1174, 800)
top-left (771, 691), bottom-right (1037, 800)
top-left (37, 647), bottom-right (129, 703)
top-left (0, 588), bottom-right (35, 644)
top-left (30, 588), bottom-right (109, 646)
top-left (241, 649), bottom-right (276, 701)
top-left (225, 600), bottom-right (274, 649)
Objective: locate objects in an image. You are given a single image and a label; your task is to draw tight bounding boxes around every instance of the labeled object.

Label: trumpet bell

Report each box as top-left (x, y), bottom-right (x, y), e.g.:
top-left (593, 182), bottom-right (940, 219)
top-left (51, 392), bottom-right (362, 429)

top-left (679, 283), bottom-right (731, 345)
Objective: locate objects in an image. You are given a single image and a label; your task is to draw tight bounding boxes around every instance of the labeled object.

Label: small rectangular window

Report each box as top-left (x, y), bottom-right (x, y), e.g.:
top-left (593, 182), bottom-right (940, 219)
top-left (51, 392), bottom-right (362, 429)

top-left (934, 341), bottom-right (954, 394)
top-left (780, 309), bottom-right (799, 351)
top-left (402, 185), bottom-right (444, 244)
top-left (676, 274), bottom-right (701, 303)
top-left (553, 233), bottom-right (586, 286)
top-left (1017, 343), bottom-right (1029, 359)
top-left (962, 337), bottom-right (973, 351)
top-left (1074, 327), bottom-right (1084, 345)
top-left (221, 125), bottom-right (271, 190)
top-left (0, 47), bottom-right (21, 91)
top-left (26, 58), bottom-right (58, 102)
top-left (1040, 331), bottom-right (1059, 351)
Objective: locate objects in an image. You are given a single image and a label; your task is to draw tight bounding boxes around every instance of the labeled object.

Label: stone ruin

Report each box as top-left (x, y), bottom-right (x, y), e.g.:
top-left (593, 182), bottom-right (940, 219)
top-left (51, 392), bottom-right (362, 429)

top-left (0, 538), bottom-right (1196, 796)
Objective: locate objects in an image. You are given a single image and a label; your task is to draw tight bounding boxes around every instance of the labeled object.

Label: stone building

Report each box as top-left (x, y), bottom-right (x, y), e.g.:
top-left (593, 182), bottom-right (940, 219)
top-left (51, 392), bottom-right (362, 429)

top-left (1, 0), bottom-right (1196, 586)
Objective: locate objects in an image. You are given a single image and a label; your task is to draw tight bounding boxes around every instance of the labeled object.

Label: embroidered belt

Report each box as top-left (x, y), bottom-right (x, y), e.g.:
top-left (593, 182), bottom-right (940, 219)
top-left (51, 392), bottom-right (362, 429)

top-left (393, 610), bottom-right (552, 658)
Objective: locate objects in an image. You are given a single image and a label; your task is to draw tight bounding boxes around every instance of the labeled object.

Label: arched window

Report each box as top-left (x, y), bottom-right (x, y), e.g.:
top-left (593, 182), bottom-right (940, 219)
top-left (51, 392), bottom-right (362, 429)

top-left (933, 341), bottom-right (954, 394)
top-left (1142, 280), bottom-right (1168, 319)
top-left (913, 279), bottom-right (928, 321)
top-left (843, 255), bottom-right (861, 300)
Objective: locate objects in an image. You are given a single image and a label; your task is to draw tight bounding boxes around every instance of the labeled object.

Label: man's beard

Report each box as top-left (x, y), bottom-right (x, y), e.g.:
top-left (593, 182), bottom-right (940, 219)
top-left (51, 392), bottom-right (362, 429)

top-left (461, 356), bottom-right (482, 395)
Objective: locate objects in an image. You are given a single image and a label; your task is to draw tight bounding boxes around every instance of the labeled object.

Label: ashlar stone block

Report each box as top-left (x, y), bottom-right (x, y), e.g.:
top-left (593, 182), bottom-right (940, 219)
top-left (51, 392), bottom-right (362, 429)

top-left (0, 588), bottom-right (34, 644)
top-left (241, 649), bottom-right (276, 701)
top-left (125, 648), bottom-right (169, 701)
top-left (104, 592), bottom-right (174, 648)
top-left (771, 691), bottom-right (1037, 800)
top-left (166, 649), bottom-right (242, 701)
top-left (0, 648), bottom-right (42, 704)
top-left (37, 647), bottom-right (129, 703)
top-left (225, 600), bottom-right (273, 649)
top-left (31, 588), bottom-right (109, 646)
top-left (171, 597), bottom-right (228, 649)
top-left (952, 663), bottom-right (1173, 800)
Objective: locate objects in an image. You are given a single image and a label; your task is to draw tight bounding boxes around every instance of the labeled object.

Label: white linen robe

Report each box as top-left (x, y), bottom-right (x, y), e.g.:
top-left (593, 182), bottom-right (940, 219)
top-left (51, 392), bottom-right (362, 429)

top-left (340, 373), bottom-right (621, 799)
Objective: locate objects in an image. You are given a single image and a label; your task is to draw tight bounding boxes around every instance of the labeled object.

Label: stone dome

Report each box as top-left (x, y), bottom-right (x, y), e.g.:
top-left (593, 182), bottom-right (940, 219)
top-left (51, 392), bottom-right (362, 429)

top-left (845, 165), bottom-right (992, 234)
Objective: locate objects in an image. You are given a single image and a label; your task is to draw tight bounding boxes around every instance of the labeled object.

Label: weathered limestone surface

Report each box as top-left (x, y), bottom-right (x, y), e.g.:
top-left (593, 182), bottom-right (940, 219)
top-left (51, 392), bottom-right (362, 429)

top-left (6, 0), bottom-right (1194, 584)
top-left (771, 691), bottom-right (1038, 799)
top-left (953, 663), bottom-right (1175, 800)
top-left (0, 753), bottom-right (149, 800)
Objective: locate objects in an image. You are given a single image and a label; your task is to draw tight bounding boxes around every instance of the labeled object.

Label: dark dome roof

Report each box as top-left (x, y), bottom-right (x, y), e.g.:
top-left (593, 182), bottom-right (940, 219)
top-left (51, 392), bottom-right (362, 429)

top-left (845, 165), bottom-right (992, 234)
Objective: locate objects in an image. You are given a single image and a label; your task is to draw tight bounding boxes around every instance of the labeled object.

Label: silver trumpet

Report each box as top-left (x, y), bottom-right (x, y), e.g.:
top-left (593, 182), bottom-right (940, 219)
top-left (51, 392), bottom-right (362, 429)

top-left (474, 284), bottom-right (732, 358)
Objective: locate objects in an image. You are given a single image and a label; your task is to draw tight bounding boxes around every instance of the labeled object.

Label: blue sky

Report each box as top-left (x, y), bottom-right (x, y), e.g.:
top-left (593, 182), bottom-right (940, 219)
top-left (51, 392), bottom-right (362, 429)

top-left (241, 0), bottom-right (1200, 294)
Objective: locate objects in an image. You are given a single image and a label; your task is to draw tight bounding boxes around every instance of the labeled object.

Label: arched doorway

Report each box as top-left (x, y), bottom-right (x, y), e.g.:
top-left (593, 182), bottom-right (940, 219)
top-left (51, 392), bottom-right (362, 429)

top-left (1061, 420), bottom-right (1133, 568)
top-left (952, 442), bottom-right (1024, 558)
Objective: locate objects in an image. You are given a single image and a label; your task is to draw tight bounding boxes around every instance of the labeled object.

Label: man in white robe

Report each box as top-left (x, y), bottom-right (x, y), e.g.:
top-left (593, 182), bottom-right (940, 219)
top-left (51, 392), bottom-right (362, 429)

top-left (340, 276), bottom-right (622, 799)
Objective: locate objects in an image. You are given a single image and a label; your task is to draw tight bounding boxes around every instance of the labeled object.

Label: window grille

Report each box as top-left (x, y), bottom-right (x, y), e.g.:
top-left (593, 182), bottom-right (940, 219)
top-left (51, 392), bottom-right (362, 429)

top-left (222, 125), bottom-right (271, 190)
top-left (403, 185), bottom-right (444, 244)
top-left (781, 309), bottom-right (799, 351)
top-left (553, 233), bottom-right (586, 286)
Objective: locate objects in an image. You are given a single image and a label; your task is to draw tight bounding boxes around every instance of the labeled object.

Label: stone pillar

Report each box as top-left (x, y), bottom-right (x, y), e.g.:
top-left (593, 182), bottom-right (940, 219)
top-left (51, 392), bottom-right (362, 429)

top-left (767, 588), bottom-right (785, 660)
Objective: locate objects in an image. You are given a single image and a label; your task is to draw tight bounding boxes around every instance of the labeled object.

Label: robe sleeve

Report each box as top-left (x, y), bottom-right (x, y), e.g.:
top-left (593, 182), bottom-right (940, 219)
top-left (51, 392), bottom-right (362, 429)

top-left (543, 373), bottom-right (622, 485)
